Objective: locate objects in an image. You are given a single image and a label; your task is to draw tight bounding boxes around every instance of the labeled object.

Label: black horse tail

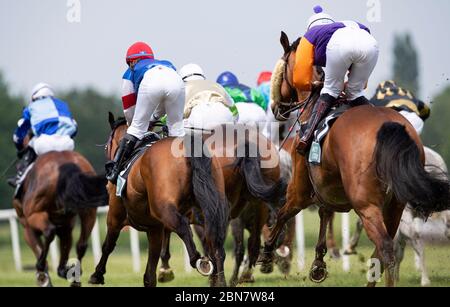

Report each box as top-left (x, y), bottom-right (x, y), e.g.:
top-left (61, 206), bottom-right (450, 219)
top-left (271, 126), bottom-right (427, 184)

top-left (56, 163), bottom-right (108, 214)
top-left (374, 122), bottom-right (450, 217)
top-left (233, 140), bottom-right (288, 209)
top-left (188, 134), bottom-right (229, 248)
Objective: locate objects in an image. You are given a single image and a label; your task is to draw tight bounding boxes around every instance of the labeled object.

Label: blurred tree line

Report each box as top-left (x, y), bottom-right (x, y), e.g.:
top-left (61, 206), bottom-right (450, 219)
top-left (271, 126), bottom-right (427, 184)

top-left (393, 33), bottom-right (450, 168)
top-left (0, 73), bottom-right (121, 209)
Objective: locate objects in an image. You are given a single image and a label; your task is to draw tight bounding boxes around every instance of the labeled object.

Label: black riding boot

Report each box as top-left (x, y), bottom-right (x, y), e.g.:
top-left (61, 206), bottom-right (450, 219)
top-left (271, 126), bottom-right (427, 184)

top-left (105, 134), bottom-right (138, 184)
top-left (348, 96), bottom-right (370, 107)
top-left (297, 94), bottom-right (335, 156)
top-left (7, 147), bottom-right (37, 188)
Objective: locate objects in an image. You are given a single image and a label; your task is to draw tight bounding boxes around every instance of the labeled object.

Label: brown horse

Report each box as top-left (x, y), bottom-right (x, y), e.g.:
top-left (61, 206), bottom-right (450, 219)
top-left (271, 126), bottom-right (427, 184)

top-left (89, 114), bottom-right (229, 287)
top-left (12, 149), bottom-right (107, 287)
top-left (259, 31), bottom-right (450, 287)
top-left (157, 123), bottom-right (287, 287)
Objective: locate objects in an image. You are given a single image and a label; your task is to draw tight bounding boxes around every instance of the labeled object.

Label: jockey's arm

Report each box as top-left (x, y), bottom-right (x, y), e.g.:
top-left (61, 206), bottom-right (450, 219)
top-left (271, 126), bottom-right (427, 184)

top-left (13, 108), bottom-right (31, 151)
top-left (122, 69), bottom-right (137, 125)
top-left (293, 38), bottom-right (315, 92)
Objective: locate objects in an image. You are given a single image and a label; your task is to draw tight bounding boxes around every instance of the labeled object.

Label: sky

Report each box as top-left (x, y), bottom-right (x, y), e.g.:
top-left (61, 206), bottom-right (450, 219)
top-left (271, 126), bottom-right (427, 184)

top-left (1, 0), bottom-right (449, 101)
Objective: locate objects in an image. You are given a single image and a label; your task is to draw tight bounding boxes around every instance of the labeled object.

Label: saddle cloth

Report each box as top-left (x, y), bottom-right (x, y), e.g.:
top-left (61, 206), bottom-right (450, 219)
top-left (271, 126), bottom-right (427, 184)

top-left (116, 132), bottom-right (161, 197)
top-left (307, 104), bottom-right (351, 165)
top-left (14, 163), bottom-right (35, 199)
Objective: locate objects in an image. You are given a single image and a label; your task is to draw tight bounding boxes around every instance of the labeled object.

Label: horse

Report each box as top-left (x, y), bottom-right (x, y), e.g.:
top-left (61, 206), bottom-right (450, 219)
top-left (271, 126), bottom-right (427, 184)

top-left (157, 122), bottom-right (287, 287)
top-left (12, 146), bottom-right (108, 287)
top-left (258, 31), bottom-right (450, 287)
top-left (89, 113), bottom-right (229, 287)
top-left (344, 146), bottom-right (450, 286)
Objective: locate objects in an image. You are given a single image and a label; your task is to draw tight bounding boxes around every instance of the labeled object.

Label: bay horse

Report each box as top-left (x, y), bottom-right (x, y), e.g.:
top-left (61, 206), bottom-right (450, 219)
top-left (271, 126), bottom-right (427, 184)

top-left (12, 148), bottom-right (108, 287)
top-left (89, 113), bottom-right (229, 287)
top-left (231, 138), bottom-right (295, 284)
top-left (157, 122), bottom-right (287, 287)
top-left (259, 31), bottom-right (450, 287)
top-left (344, 146), bottom-right (450, 286)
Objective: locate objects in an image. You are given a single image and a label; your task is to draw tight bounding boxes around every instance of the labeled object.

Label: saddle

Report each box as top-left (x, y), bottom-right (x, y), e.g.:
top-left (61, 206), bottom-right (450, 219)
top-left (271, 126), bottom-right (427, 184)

top-left (304, 103), bottom-right (352, 165)
top-left (116, 132), bottom-right (161, 197)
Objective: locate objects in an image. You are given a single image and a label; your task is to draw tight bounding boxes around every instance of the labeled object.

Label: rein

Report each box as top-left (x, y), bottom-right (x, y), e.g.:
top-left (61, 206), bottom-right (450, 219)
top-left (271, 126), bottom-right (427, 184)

top-left (278, 91), bottom-right (316, 151)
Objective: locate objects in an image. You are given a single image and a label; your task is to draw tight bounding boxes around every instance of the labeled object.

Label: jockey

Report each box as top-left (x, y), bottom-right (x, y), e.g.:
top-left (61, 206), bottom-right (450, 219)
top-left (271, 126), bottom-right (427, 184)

top-left (179, 63), bottom-right (238, 127)
top-left (8, 83), bottom-right (77, 187)
top-left (293, 5), bottom-right (379, 155)
top-left (216, 71), bottom-right (267, 110)
top-left (370, 80), bottom-right (430, 135)
top-left (105, 42), bottom-right (185, 183)
top-left (217, 71), bottom-right (267, 125)
top-left (256, 71), bottom-right (272, 110)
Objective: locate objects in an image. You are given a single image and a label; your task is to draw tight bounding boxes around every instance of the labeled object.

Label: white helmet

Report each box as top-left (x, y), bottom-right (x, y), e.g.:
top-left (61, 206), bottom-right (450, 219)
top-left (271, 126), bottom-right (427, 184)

top-left (307, 5), bottom-right (334, 30)
top-left (179, 64), bottom-right (206, 82)
top-left (31, 83), bottom-right (55, 101)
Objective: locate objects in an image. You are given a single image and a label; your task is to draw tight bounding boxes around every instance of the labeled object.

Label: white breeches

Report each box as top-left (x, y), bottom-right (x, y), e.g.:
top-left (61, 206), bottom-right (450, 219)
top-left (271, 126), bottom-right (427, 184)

top-left (29, 134), bottom-right (75, 155)
top-left (236, 103), bottom-right (267, 127)
top-left (322, 25), bottom-right (379, 100)
top-left (127, 66), bottom-right (186, 139)
top-left (186, 101), bottom-right (235, 130)
top-left (399, 110), bottom-right (424, 135)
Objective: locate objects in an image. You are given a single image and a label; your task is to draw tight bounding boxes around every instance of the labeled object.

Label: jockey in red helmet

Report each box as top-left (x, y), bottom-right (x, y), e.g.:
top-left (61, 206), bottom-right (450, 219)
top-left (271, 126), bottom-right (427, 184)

top-left (105, 42), bottom-right (185, 183)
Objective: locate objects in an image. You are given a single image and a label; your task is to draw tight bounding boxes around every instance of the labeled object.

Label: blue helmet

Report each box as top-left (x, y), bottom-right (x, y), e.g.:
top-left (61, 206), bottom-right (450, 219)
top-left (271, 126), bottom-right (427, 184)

top-left (216, 71), bottom-right (239, 87)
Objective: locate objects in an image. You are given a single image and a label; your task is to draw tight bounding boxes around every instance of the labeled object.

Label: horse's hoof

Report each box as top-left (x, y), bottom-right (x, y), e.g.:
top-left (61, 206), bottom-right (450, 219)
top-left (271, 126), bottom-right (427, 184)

top-left (36, 272), bottom-right (52, 288)
top-left (276, 258), bottom-right (292, 275)
top-left (257, 251), bottom-right (274, 266)
top-left (229, 277), bottom-right (239, 288)
top-left (239, 271), bottom-right (255, 284)
top-left (158, 268), bottom-right (175, 283)
top-left (88, 273), bottom-right (105, 285)
top-left (421, 278), bottom-right (431, 287)
top-left (260, 262), bottom-right (274, 274)
top-left (57, 266), bottom-right (68, 279)
top-left (309, 261), bottom-right (328, 283)
top-left (70, 281), bottom-right (82, 287)
top-left (196, 258), bottom-right (214, 277)
top-left (276, 246), bottom-right (290, 258)
top-left (343, 248), bottom-right (357, 256)
top-left (330, 248), bottom-right (341, 260)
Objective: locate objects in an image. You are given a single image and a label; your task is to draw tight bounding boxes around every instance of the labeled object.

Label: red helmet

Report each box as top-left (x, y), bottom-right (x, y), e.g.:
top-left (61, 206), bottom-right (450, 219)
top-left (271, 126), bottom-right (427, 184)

top-left (257, 71), bottom-right (272, 86)
top-left (126, 42), bottom-right (154, 65)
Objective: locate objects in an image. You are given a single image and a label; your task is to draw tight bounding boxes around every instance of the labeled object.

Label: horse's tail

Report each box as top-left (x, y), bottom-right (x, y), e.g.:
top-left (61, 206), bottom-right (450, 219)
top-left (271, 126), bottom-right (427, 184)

top-left (374, 122), bottom-right (450, 217)
top-left (233, 140), bottom-right (288, 209)
top-left (56, 163), bottom-right (108, 214)
top-left (189, 134), bottom-right (229, 248)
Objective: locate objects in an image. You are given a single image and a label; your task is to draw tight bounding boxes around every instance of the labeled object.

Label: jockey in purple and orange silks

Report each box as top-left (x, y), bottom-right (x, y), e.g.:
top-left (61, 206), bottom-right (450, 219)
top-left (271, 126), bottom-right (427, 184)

top-left (293, 5), bottom-right (379, 155)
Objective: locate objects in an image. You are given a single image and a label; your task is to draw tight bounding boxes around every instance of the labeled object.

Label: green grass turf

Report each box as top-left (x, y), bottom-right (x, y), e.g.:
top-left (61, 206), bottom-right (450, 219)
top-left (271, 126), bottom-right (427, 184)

top-left (0, 210), bottom-right (448, 287)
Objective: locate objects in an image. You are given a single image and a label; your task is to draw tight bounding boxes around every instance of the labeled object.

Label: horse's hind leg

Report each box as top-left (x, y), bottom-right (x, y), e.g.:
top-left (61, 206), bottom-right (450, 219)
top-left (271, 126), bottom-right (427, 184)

top-left (326, 213), bottom-right (341, 259)
top-left (309, 207), bottom-right (333, 283)
top-left (230, 218), bottom-right (245, 287)
top-left (159, 205), bottom-right (203, 271)
top-left (344, 218), bottom-right (364, 255)
top-left (144, 226), bottom-right (164, 287)
top-left (89, 195), bottom-right (127, 285)
top-left (27, 212), bottom-right (56, 287)
top-left (393, 232), bottom-right (406, 283)
top-left (56, 224), bottom-right (74, 280)
top-left (357, 201), bottom-right (403, 287)
top-left (77, 209), bottom-right (96, 265)
top-left (158, 228), bottom-right (175, 283)
top-left (410, 235), bottom-right (430, 286)
top-left (260, 156), bottom-right (314, 266)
